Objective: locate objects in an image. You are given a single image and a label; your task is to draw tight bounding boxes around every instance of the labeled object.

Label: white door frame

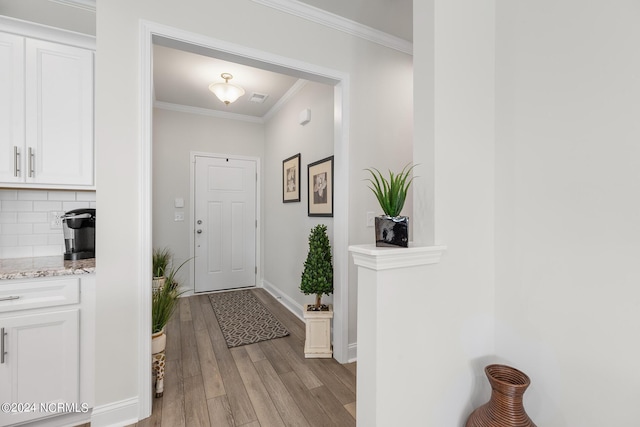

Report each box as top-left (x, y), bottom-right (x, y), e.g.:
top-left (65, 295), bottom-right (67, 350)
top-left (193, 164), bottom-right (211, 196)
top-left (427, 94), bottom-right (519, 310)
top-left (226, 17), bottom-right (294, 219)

top-left (189, 152), bottom-right (261, 293)
top-left (140, 20), bottom-right (350, 420)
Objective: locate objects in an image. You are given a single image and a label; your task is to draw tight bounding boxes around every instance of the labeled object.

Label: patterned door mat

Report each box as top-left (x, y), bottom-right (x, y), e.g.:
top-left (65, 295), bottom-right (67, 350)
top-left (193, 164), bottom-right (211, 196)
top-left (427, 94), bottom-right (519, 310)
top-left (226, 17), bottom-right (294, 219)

top-left (208, 290), bottom-right (289, 348)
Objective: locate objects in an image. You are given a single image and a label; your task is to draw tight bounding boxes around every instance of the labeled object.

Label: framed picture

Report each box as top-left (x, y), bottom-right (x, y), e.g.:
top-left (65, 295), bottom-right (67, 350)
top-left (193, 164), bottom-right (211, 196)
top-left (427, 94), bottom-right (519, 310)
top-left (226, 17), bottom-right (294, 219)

top-left (307, 155), bottom-right (333, 217)
top-left (283, 153), bottom-right (301, 203)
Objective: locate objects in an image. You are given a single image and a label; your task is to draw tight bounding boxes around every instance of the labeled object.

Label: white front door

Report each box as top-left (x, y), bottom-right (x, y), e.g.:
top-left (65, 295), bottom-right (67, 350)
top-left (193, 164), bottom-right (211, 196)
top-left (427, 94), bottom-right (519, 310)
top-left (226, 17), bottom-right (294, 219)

top-left (194, 156), bottom-right (257, 292)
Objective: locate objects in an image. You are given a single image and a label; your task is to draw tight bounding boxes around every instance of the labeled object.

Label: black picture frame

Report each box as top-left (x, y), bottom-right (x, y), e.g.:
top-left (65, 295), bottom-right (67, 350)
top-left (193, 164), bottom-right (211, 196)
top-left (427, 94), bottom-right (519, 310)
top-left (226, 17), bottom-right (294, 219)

top-left (307, 155), bottom-right (333, 217)
top-left (283, 153), bottom-right (301, 203)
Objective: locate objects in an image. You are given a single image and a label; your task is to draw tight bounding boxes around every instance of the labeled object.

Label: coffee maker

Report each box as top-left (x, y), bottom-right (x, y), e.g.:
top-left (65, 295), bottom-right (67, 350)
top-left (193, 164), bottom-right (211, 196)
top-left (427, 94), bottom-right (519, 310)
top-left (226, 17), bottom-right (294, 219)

top-left (63, 208), bottom-right (96, 260)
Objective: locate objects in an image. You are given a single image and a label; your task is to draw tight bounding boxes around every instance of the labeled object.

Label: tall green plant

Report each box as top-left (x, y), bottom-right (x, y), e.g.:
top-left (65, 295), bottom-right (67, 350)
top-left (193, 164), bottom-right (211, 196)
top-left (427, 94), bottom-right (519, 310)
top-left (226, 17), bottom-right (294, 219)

top-left (152, 256), bottom-right (192, 333)
top-left (152, 283), bottom-right (183, 333)
top-left (300, 225), bottom-right (333, 310)
top-left (365, 164), bottom-right (416, 217)
top-left (152, 247), bottom-right (172, 278)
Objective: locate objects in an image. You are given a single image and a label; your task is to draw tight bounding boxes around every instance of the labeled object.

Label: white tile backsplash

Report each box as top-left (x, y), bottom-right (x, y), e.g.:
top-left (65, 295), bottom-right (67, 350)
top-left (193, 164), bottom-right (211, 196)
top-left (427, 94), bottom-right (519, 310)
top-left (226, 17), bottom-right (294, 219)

top-left (0, 235), bottom-right (18, 247)
top-left (47, 191), bottom-right (77, 201)
top-left (18, 190), bottom-right (49, 201)
top-left (33, 201), bottom-right (63, 211)
top-left (19, 234), bottom-right (48, 246)
top-left (0, 212), bottom-right (17, 224)
top-left (0, 189), bottom-right (96, 259)
top-left (18, 212), bottom-right (48, 224)
top-left (76, 191), bottom-right (96, 202)
top-left (0, 191), bottom-right (17, 201)
top-left (1, 200), bottom-right (33, 212)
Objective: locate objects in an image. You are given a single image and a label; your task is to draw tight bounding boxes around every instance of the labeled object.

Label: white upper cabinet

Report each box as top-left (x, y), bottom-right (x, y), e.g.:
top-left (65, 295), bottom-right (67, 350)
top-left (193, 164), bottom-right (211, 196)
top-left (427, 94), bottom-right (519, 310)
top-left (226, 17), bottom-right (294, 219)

top-left (0, 33), bottom-right (24, 184)
top-left (25, 39), bottom-right (94, 186)
top-left (0, 32), bottom-right (94, 188)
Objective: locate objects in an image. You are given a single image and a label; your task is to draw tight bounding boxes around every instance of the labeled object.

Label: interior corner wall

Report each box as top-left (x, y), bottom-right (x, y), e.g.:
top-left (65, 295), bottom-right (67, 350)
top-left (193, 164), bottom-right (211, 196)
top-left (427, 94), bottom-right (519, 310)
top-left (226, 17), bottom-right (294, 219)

top-left (152, 107), bottom-right (265, 290)
top-left (494, 2), bottom-right (640, 425)
top-left (411, 1), bottom-right (496, 425)
top-left (263, 81), bottom-right (334, 313)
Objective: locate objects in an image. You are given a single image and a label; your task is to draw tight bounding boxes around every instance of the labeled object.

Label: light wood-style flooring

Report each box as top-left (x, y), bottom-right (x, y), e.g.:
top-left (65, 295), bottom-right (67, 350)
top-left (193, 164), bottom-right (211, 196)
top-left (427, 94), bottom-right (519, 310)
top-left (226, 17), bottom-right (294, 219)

top-left (130, 288), bottom-right (356, 427)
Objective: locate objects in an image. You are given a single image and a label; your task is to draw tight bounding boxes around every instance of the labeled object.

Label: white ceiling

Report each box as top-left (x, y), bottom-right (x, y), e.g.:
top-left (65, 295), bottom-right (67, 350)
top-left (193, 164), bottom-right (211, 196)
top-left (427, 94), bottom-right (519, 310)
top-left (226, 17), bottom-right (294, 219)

top-left (153, 45), bottom-right (301, 119)
top-left (152, 0), bottom-right (413, 120)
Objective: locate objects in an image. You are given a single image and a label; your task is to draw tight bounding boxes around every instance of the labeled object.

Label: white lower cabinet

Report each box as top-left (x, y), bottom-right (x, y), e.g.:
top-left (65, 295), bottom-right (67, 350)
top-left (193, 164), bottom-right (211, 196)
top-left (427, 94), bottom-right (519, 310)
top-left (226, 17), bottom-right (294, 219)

top-left (0, 310), bottom-right (79, 426)
top-left (0, 275), bottom-right (94, 427)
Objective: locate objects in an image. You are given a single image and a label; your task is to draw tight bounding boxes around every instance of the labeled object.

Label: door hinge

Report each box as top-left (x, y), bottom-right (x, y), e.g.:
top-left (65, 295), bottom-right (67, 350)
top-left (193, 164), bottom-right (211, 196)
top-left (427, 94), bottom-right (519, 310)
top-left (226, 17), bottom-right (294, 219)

top-left (255, 266), bottom-right (257, 274)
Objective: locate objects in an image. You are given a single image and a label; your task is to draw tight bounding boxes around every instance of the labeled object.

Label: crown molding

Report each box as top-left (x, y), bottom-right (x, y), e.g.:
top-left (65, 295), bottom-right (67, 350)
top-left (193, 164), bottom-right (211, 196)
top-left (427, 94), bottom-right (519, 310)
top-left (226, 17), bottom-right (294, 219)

top-left (154, 101), bottom-right (264, 124)
top-left (0, 15), bottom-right (95, 49)
top-left (251, 0), bottom-right (412, 55)
top-left (262, 78), bottom-right (308, 123)
top-left (49, 0), bottom-right (96, 12)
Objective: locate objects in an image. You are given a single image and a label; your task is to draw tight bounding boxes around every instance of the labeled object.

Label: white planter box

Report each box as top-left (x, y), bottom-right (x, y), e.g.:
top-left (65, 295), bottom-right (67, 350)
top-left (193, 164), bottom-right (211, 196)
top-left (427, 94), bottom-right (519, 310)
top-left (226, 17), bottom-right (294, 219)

top-left (303, 304), bottom-right (333, 358)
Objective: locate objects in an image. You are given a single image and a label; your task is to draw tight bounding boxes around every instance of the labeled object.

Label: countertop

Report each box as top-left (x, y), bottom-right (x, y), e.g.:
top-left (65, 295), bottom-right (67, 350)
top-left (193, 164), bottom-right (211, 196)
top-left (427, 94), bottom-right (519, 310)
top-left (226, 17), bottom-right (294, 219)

top-left (0, 256), bottom-right (95, 280)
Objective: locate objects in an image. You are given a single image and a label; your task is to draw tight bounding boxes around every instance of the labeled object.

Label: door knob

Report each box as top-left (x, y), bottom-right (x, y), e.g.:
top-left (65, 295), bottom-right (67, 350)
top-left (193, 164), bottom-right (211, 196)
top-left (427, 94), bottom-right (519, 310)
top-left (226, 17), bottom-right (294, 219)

top-left (197, 229), bottom-right (202, 234)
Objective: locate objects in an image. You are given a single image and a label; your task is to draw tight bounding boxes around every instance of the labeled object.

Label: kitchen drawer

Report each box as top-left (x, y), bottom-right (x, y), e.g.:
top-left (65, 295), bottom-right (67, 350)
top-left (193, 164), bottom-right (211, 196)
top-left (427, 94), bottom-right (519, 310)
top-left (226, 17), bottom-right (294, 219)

top-left (0, 277), bottom-right (80, 313)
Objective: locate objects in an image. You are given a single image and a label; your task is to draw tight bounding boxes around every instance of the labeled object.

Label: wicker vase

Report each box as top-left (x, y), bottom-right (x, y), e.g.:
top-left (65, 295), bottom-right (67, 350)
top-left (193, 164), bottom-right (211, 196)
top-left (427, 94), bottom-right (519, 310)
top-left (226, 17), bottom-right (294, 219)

top-left (466, 364), bottom-right (537, 427)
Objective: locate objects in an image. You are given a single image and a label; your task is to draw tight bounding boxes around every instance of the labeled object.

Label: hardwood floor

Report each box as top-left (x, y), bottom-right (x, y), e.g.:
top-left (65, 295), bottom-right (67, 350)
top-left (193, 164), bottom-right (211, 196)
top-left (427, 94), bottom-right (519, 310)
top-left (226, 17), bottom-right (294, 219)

top-left (131, 288), bottom-right (356, 427)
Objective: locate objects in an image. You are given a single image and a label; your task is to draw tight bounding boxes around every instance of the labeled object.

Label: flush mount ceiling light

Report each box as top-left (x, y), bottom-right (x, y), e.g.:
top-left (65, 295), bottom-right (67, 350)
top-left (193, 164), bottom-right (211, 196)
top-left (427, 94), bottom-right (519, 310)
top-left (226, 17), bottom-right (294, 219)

top-left (208, 73), bottom-right (245, 105)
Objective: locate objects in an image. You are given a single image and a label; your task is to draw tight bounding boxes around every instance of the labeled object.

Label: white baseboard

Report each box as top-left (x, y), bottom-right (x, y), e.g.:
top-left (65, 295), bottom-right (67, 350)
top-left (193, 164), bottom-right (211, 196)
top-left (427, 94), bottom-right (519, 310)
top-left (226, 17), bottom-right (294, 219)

top-left (261, 279), bottom-right (358, 364)
top-left (90, 397), bottom-right (139, 427)
top-left (348, 342), bottom-right (357, 363)
top-left (260, 279), bottom-right (305, 322)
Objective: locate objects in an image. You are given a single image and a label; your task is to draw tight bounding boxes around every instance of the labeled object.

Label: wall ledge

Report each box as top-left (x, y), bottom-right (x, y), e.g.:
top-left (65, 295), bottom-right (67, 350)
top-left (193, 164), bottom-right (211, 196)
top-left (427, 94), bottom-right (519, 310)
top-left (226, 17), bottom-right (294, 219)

top-left (349, 243), bottom-right (446, 271)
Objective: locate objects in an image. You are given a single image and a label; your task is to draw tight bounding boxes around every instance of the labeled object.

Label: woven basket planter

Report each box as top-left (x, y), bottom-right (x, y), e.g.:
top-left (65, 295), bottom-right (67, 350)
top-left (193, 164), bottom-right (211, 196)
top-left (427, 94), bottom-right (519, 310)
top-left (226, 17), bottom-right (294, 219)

top-left (466, 364), bottom-right (537, 427)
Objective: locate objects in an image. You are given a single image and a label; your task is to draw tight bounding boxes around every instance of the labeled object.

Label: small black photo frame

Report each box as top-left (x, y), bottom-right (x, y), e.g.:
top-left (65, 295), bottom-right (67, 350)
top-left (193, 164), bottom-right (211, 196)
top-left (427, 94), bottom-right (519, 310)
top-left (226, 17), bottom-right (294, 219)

top-left (283, 153), bottom-right (301, 203)
top-left (307, 155), bottom-right (333, 217)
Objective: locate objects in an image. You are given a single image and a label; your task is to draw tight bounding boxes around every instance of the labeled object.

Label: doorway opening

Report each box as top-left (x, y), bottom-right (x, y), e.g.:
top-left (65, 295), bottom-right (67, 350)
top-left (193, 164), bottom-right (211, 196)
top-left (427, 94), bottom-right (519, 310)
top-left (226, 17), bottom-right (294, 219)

top-left (141, 19), bottom-right (350, 420)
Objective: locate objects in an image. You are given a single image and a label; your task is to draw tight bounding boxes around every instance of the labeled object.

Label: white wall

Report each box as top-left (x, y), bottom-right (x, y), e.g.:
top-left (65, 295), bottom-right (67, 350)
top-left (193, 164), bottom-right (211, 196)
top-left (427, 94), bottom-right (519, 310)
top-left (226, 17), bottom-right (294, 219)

top-left (96, 0), bottom-right (413, 414)
top-left (152, 107), bottom-right (264, 289)
top-left (494, 2), bottom-right (640, 425)
top-left (263, 81), bottom-right (334, 314)
top-left (411, 1), bottom-right (496, 425)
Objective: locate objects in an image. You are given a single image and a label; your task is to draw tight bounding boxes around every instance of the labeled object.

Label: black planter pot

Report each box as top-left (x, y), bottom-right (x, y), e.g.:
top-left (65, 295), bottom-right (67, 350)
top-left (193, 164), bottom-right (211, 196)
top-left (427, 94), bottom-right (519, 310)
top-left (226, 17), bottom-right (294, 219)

top-left (375, 215), bottom-right (409, 247)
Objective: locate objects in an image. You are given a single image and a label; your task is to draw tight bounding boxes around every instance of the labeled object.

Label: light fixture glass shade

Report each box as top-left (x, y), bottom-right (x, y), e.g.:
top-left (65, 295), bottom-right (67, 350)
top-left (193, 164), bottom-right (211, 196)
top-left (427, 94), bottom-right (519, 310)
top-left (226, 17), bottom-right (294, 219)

top-left (209, 73), bottom-right (245, 105)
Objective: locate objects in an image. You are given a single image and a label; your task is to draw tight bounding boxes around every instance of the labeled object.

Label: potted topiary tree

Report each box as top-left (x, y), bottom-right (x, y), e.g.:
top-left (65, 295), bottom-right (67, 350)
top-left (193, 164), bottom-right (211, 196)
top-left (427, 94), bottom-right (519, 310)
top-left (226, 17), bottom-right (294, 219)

top-left (365, 163), bottom-right (416, 247)
top-left (300, 224), bottom-right (334, 358)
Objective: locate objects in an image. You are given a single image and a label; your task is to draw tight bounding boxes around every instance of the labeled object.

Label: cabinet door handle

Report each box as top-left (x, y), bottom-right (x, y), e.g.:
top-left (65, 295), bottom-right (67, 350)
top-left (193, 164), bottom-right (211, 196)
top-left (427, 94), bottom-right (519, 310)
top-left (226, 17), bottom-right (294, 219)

top-left (0, 296), bottom-right (20, 302)
top-left (1, 328), bottom-right (6, 364)
top-left (14, 146), bottom-right (20, 177)
top-left (28, 147), bottom-right (35, 178)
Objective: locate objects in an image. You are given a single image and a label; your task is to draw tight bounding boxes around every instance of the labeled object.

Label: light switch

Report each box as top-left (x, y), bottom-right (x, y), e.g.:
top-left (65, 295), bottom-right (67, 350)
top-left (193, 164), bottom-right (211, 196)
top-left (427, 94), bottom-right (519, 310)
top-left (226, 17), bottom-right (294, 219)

top-left (174, 211), bottom-right (184, 222)
top-left (175, 198), bottom-right (184, 208)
